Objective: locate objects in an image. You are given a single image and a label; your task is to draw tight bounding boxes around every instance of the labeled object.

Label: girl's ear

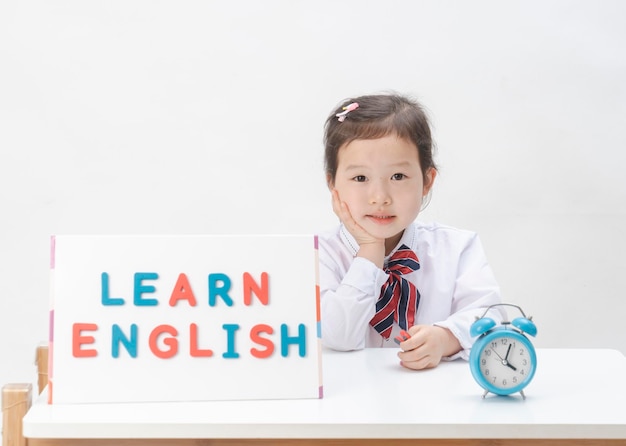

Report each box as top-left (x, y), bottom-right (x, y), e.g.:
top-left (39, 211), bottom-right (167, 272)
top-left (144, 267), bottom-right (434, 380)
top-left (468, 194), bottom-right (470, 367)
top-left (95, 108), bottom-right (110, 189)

top-left (326, 173), bottom-right (335, 190)
top-left (423, 168), bottom-right (437, 195)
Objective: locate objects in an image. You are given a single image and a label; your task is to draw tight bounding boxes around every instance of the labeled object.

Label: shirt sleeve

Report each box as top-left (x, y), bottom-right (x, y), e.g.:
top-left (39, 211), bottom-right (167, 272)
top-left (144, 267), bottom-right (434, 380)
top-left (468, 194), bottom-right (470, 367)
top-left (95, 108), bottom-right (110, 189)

top-left (432, 233), bottom-right (504, 361)
top-left (319, 250), bottom-right (388, 351)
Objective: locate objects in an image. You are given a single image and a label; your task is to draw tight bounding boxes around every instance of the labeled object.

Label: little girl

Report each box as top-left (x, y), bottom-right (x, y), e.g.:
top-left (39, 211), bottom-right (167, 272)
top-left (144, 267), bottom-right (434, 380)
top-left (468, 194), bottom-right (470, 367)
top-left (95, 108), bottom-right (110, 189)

top-left (318, 93), bottom-right (503, 370)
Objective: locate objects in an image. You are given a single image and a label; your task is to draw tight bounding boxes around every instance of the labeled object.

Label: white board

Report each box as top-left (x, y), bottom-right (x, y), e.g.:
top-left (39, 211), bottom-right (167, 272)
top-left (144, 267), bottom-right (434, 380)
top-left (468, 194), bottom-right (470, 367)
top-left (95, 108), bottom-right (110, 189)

top-left (49, 235), bottom-right (322, 404)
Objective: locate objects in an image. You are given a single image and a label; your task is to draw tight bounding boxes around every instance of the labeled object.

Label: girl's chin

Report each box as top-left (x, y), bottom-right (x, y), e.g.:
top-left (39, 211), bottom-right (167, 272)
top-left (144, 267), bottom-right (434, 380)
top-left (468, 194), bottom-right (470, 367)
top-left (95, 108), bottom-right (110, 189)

top-left (362, 225), bottom-right (402, 242)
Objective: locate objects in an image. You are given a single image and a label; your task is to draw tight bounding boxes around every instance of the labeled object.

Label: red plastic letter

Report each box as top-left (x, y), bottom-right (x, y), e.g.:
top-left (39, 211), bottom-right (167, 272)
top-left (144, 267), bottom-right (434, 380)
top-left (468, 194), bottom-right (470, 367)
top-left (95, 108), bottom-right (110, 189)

top-left (169, 273), bottom-right (197, 307)
top-left (149, 324), bottom-right (179, 359)
top-left (72, 323), bottom-right (98, 358)
top-left (250, 324), bottom-right (274, 358)
top-left (243, 272), bottom-right (269, 306)
top-left (190, 323), bottom-right (213, 357)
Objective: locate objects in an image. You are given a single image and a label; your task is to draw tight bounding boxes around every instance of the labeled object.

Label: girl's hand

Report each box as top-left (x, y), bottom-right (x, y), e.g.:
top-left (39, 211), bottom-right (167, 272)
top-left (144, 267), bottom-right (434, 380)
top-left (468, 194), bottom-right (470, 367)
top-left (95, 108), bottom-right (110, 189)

top-left (396, 325), bottom-right (462, 370)
top-left (331, 189), bottom-right (385, 267)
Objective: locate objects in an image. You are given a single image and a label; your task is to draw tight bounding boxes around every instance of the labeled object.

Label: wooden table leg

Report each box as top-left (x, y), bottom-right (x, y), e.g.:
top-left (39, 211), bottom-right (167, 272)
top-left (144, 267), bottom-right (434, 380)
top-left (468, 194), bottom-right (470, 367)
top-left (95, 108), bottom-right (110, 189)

top-left (2, 383), bottom-right (32, 446)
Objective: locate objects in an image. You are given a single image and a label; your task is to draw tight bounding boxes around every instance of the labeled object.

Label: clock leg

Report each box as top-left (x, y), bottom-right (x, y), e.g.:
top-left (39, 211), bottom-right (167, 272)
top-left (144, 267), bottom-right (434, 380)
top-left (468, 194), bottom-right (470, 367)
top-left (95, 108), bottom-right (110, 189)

top-left (520, 390), bottom-right (526, 400)
top-left (482, 389), bottom-right (489, 399)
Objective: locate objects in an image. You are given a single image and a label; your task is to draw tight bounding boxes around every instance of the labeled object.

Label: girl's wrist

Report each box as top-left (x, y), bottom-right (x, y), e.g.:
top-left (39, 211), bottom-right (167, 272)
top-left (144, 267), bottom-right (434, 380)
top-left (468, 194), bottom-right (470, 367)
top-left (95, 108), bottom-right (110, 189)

top-left (356, 242), bottom-right (385, 268)
top-left (436, 326), bottom-right (462, 357)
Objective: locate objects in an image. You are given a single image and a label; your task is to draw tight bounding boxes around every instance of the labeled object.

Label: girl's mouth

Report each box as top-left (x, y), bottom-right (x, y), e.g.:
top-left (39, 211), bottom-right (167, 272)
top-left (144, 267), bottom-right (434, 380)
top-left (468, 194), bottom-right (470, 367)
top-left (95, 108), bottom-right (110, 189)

top-left (366, 215), bottom-right (396, 225)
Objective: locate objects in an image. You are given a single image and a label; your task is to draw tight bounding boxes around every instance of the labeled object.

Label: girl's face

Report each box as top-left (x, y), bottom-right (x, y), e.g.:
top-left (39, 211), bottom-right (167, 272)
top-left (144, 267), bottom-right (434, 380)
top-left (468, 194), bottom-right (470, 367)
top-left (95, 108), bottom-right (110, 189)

top-left (331, 133), bottom-right (436, 249)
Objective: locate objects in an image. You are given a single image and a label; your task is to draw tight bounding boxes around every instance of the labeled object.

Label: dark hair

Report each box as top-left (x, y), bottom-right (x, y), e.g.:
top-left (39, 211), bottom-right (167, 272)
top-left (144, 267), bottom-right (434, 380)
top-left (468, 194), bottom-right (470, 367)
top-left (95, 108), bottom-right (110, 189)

top-left (324, 93), bottom-right (437, 185)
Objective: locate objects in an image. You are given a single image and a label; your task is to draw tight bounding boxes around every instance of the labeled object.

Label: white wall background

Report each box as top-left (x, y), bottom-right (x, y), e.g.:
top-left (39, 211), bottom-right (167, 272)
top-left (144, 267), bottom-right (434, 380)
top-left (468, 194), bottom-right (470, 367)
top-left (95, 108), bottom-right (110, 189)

top-left (1, 0), bottom-right (625, 411)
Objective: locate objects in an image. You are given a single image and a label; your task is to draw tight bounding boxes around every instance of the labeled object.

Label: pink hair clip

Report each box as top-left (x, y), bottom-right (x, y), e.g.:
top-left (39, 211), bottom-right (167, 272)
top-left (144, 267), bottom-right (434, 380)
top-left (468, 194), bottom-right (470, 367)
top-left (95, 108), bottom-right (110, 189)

top-left (335, 102), bottom-right (359, 122)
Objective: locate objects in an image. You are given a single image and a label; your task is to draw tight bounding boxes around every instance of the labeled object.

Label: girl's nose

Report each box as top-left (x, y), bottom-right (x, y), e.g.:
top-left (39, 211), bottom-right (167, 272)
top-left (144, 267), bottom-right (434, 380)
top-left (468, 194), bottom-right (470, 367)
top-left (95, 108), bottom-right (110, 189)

top-left (369, 181), bottom-right (392, 205)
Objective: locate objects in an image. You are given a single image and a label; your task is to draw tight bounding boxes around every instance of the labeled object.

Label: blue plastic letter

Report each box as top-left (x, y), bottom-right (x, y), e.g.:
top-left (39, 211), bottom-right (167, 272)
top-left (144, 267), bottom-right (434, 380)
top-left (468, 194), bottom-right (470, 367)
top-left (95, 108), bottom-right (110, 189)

top-left (101, 272), bottom-right (125, 306)
top-left (111, 324), bottom-right (138, 358)
top-left (280, 324), bottom-right (307, 358)
top-left (208, 273), bottom-right (233, 307)
top-left (134, 272), bottom-right (159, 306)
top-left (222, 323), bottom-right (240, 358)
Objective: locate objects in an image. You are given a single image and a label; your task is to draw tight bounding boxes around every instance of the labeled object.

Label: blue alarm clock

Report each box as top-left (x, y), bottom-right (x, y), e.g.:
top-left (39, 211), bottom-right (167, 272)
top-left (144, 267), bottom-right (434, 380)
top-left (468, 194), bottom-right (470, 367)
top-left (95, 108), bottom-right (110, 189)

top-left (469, 303), bottom-right (537, 399)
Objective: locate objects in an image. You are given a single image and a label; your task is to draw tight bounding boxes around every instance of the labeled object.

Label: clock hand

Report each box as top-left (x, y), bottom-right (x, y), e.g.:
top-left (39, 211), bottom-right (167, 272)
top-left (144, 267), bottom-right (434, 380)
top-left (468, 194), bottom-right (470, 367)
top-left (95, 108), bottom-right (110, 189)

top-left (505, 344), bottom-right (512, 361)
top-left (506, 362), bottom-right (517, 371)
top-left (491, 347), bottom-right (517, 370)
top-left (504, 344), bottom-right (517, 371)
top-left (490, 348), bottom-right (505, 361)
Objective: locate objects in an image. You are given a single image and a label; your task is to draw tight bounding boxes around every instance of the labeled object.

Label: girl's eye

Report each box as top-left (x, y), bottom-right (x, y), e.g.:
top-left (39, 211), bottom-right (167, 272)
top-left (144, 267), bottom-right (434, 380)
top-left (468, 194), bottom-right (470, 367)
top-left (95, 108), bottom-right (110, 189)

top-left (353, 175), bottom-right (367, 182)
top-left (392, 173), bottom-right (406, 180)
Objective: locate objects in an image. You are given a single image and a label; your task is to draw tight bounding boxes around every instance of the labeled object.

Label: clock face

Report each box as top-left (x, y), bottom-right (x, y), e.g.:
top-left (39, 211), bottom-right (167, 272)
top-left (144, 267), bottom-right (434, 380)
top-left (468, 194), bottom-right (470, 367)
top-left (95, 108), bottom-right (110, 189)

top-left (476, 333), bottom-right (535, 392)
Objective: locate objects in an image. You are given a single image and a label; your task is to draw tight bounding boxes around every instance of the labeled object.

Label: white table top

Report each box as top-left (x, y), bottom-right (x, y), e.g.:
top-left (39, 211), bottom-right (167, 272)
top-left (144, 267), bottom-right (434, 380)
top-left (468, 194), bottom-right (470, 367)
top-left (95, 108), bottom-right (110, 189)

top-left (23, 348), bottom-right (626, 440)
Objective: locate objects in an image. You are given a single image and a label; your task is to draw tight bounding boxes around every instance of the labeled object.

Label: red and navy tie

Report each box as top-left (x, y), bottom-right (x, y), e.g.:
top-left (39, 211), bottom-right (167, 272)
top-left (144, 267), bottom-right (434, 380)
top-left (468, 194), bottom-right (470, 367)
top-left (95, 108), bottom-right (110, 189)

top-left (369, 244), bottom-right (421, 339)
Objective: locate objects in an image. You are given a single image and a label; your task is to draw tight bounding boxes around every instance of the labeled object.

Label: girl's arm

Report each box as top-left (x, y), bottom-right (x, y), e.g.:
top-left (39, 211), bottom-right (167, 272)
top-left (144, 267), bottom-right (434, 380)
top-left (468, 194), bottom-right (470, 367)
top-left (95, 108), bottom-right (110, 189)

top-left (430, 232), bottom-right (503, 359)
top-left (319, 189), bottom-right (392, 350)
top-left (396, 231), bottom-right (502, 369)
top-left (319, 252), bottom-right (388, 351)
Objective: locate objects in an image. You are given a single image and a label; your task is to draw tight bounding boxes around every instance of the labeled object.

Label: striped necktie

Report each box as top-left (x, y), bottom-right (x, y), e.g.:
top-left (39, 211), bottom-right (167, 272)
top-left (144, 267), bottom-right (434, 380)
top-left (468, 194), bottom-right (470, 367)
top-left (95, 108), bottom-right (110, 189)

top-left (369, 244), bottom-right (421, 339)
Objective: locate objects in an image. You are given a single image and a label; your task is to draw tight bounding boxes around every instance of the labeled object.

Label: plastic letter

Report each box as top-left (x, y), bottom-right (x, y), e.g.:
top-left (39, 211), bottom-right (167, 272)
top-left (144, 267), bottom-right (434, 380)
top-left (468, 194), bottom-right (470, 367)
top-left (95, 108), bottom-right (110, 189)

top-left (243, 272), bottom-right (269, 306)
top-left (190, 323), bottom-right (213, 357)
top-left (222, 323), bottom-right (240, 358)
top-left (101, 272), bottom-right (124, 306)
top-left (149, 324), bottom-right (178, 359)
top-left (169, 273), bottom-right (197, 307)
top-left (134, 272), bottom-right (159, 306)
top-left (250, 324), bottom-right (274, 358)
top-left (72, 323), bottom-right (98, 358)
top-left (208, 273), bottom-right (233, 307)
top-left (111, 324), bottom-right (138, 358)
top-left (280, 323), bottom-right (307, 358)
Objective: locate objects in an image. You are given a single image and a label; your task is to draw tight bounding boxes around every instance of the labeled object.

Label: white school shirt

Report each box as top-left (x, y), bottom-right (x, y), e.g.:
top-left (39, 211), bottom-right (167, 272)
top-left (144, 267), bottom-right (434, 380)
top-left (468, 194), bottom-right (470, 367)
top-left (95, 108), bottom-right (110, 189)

top-left (318, 221), bottom-right (503, 360)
